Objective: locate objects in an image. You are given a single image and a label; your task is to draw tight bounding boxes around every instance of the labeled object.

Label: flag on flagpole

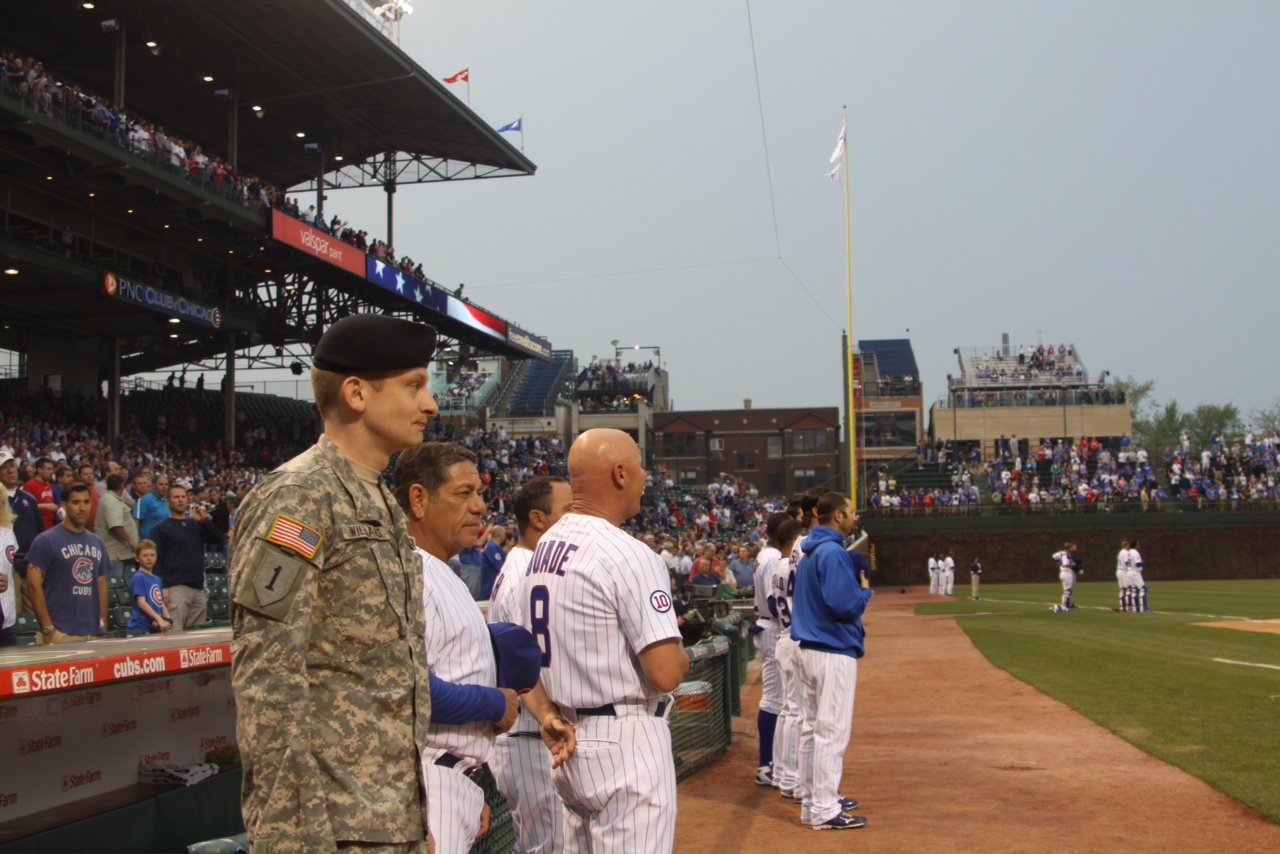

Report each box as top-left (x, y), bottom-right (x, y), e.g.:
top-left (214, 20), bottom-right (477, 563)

top-left (443, 68), bottom-right (469, 84)
top-left (826, 164), bottom-right (841, 183)
top-left (497, 118), bottom-right (522, 134)
top-left (829, 124), bottom-right (846, 164)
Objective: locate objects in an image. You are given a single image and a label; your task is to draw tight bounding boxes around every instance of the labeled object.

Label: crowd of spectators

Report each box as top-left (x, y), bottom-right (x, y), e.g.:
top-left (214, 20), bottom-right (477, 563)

top-left (864, 374), bottom-right (920, 397)
top-left (954, 386), bottom-right (1124, 408)
top-left (970, 362), bottom-right (1084, 383)
top-left (0, 46), bottom-right (453, 299)
top-left (2, 48), bottom-right (276, 216)
top-left (278, 196), bottom-right (433, 286)
top-left (579, 394), bottom-right (642, 413)
top-left (971, 342), bottom-right (1079, 380)
top-left (1161, 431), bottom-right (1280, 508)
top-left (580, 360), bottom-right (654, 390)
top-left (438, 369), bottom-right (493, 410)
top-left (886, 431), bottom-right (1280, 514)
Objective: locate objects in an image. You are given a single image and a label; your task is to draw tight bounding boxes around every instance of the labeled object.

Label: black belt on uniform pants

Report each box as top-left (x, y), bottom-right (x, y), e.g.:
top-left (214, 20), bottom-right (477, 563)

top-left (574, 701), bottom-right (669, 718)
top-left (433, 752), bottom-right (484, 781)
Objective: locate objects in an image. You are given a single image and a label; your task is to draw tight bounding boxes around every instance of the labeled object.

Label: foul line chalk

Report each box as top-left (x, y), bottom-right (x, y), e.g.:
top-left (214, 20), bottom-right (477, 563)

top-left (1213, 658), bottom-right (1280, 672)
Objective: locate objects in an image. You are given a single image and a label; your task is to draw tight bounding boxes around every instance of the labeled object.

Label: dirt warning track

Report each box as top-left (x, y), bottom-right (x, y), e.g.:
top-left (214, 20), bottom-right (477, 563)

top-left (674, 588), bottom-right (1280, 853)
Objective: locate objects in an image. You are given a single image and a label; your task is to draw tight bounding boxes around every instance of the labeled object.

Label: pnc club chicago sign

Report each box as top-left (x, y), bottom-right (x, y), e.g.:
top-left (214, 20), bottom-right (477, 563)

top-left (103, 273), bottom-right (222, 328)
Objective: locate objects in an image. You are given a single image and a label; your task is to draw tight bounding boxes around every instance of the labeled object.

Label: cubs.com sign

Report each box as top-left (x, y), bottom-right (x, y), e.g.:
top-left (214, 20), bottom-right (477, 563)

top-left (103, 273), bottom-right (222, 328)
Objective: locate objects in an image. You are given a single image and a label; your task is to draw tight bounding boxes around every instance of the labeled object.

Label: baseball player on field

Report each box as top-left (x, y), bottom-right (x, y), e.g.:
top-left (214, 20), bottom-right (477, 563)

top-left (927, 553), bottom-right (940, 594)
top-left (750, 512), bottom-right (791, 786)
top-left (774, 487), bottom-right (828, 803)
top-left (1127, 539), bottom-right (1149, 612)
top-left (516, 429), bottom-right (689, 854)
top-left (487, 476), bottom-right (574, 854)
top-left (1051, 542), bottom-right (1078, 613)
top-left (791, 491), bottom-right (871, 830)
top-left (395, 444), bottom-right (572, 854)
top-left (942, 553), bottom-right (956, 596)
top-left (1116, 540), bottom-right (1132, 611)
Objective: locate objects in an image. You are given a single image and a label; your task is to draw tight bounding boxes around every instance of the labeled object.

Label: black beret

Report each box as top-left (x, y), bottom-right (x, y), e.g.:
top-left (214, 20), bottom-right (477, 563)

top-left (312, 314), bottom-right (437, 374)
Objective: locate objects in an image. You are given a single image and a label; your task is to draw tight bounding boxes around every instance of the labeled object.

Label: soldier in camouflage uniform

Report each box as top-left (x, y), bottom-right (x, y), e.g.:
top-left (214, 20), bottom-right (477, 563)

top-left (230, 315), bottom-right (440, 853)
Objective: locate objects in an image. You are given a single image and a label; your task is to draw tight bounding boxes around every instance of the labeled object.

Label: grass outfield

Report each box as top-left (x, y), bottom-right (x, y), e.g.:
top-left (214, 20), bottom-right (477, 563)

top-left (916, 580), bottom-right (1280, 824)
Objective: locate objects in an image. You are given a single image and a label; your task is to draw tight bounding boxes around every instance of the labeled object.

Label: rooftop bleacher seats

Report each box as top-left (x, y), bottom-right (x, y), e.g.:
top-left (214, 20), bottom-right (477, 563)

top-left (504, 350), bottom-right (574, 417)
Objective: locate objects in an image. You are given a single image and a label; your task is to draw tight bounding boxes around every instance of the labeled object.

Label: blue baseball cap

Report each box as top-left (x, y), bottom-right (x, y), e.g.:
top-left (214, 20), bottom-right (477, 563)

top-left (488, 622), bottom-right (542, 694)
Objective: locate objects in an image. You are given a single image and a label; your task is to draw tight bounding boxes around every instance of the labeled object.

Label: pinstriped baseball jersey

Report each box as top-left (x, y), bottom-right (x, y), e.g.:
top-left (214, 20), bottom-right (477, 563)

top-left (419, 549), bottom-right (497, 764)
top-left (487, 545), bottom-right (539, 735)
top-left (753, 546), bottom-right (780, 626)
top-left (489, 545), bottom-right (529, 625)
top-left (490, 543), bottom-right (566, 854)
top-left (516, 513), bottom-right (680, 709)
top-left (789, 533), bottom-right (808, 575)
top-left (774, 534), bottom-right (807, 640)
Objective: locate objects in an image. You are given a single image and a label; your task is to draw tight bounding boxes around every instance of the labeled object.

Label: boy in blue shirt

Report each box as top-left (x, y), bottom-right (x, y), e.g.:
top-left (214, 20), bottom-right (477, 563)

top-left (128, 539), bottom-right (172, 633)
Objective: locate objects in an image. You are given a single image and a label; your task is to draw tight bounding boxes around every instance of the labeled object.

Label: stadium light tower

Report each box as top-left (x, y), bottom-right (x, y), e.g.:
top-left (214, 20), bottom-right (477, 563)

top-left (614, 343), bottom-right (660, 365)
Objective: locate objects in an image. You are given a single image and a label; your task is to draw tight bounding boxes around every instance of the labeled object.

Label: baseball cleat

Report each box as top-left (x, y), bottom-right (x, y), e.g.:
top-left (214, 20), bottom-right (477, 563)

top-left (839, 797), bottom-right (859, 810)
top-left (813, 811), bottom-right (868, 830)
top-left (755, 765), bottom-right (774, 786)
top-left (778, 787), bottom-right (795, 799)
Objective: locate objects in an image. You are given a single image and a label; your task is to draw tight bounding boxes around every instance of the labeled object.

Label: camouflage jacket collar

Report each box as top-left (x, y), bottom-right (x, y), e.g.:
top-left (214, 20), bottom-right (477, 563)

top-left (314, 434), bottom-right (395, 525)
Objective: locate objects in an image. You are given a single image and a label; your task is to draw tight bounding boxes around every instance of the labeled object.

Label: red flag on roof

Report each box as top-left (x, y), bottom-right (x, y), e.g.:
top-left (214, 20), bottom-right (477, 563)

top-left (444, 68), bottom-right (468, 84)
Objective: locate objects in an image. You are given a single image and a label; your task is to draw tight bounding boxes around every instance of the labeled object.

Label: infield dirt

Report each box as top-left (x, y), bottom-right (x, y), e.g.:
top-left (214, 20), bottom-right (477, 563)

top-left (673, 588), bottom-right (1280, 853)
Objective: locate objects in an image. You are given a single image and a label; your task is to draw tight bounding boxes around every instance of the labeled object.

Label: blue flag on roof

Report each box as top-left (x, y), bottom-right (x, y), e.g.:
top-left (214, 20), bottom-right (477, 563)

top-left (497, 118), bottom-right (522, 134)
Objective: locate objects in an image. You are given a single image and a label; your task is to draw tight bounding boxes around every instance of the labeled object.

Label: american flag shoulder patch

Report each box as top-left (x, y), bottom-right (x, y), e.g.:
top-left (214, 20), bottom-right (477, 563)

top-left (266, 514), bottom-right (323, 561)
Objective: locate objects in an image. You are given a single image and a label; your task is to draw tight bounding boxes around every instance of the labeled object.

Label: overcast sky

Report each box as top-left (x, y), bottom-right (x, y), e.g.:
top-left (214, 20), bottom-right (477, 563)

top-left (324, 0), bottom-right (1280, 421)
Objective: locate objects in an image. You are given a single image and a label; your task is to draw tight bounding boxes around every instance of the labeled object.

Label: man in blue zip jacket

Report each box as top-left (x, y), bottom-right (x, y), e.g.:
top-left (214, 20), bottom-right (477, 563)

top-left (791, 491), bottom-right (871, 831)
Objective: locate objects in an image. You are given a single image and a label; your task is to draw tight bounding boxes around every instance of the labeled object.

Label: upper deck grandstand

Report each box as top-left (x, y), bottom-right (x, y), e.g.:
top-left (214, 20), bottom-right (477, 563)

top-left (0, 0), bottom-right (550, 453)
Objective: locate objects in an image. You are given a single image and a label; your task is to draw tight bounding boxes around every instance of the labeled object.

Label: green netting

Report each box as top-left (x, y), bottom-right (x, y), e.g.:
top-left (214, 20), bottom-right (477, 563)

top-left (670, 640), bottom-right (733, 782)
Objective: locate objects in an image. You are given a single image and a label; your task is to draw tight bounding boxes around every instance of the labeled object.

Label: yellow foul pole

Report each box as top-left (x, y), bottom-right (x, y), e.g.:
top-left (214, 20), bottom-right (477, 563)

top-left (842, 109), bottom-right (857, 508)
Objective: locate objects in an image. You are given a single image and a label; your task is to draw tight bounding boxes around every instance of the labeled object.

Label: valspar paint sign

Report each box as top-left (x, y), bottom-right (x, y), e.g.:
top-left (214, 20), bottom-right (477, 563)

top-left (102, 273), bottom-right (222, 328)
top-left (271, 209), bottom-right (366, 275)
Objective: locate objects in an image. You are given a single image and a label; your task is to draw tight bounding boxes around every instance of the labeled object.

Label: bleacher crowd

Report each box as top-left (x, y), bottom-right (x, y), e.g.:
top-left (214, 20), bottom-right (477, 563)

top-left (580, 359), bottom-right (654, 390)
top-left (874, 431), bottom-right (1280, 516)
top-left (579, 394), bottom-right (641, 413)
top-left (438, 368), bottom-right (494, 410)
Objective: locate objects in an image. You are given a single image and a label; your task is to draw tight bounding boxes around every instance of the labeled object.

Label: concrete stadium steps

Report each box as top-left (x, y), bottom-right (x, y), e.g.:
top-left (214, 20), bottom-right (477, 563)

top-left (488, 360), bottom-right (531, 416)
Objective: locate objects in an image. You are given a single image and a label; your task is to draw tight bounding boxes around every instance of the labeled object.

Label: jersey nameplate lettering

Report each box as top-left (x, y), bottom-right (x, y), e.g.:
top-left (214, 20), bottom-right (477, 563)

top-left (527, 539), bottom-right (578, 577)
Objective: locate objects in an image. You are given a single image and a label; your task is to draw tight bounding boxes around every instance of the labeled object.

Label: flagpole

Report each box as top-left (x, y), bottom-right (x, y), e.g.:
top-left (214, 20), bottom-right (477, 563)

top-left (520, 115), bottom-right (525, 152)
top-left (466, 60), bottom-right (470, 107)
top-left (842, 108), bottom-right (857, 509)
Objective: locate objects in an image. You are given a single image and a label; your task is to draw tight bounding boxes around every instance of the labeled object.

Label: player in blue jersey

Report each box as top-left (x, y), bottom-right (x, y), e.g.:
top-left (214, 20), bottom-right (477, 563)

top-left (791, 491), bottom-right (871, 831)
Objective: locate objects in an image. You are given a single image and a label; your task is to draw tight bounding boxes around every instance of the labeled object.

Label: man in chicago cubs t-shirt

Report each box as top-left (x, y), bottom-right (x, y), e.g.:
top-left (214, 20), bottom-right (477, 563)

top-left (25, 483), bottom-right (108, 643)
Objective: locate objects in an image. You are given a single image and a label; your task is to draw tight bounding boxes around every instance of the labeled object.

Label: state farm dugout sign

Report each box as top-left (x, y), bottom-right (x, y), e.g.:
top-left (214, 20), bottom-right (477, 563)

top-left (0, 633), bottom-right (236, 822)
